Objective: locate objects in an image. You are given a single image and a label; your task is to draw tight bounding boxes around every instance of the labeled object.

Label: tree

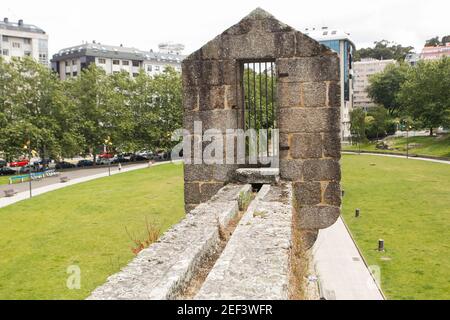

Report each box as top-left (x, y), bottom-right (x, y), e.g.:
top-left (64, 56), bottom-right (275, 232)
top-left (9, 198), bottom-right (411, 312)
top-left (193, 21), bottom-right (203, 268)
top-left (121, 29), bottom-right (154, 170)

top-left (69, 64), bottom-right (112, 163)
top-left (398, 57), bottom-right (450, 136)
top-left (0, 57), bottom-right (66, 161)
top-left (367, 62), bottom-right (409, 116)
top-left (354, 40), bottom-right (415, 62)
top-left (425, 37), bottom-right (441, 47)
top-left (442, 35), bottom-right (450, 45)
top-left (365, 106), bottom-right (388, 140)
top-left (350, 108), bottom-right (366, 146)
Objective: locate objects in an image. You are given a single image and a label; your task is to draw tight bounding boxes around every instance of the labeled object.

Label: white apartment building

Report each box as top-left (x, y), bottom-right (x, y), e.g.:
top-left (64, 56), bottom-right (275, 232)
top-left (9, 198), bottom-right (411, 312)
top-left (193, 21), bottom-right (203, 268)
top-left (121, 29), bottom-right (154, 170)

top-left (0, 17), bottom-right (49, 65)
top-left (51, 42), bottom-right (185, 80)
top-left (353, 58), bottom-right (395, 110)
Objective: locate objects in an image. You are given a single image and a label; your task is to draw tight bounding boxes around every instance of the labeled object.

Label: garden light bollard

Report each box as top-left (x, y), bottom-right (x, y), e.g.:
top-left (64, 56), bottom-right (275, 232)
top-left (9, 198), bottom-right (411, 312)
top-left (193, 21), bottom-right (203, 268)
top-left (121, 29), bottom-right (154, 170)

top-left (355, 208), bottom-right (360, 218)
top-left (378, 239), bottom-right (385, 252)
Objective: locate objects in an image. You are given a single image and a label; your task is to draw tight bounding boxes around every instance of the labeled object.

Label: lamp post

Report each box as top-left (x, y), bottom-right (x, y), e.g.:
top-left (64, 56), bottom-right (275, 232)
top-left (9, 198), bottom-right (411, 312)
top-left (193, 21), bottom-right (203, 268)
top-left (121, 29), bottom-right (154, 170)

top-left (23, 139), bottom-right (32, 198)
top-left (104, 137), bottom-right (113, 176)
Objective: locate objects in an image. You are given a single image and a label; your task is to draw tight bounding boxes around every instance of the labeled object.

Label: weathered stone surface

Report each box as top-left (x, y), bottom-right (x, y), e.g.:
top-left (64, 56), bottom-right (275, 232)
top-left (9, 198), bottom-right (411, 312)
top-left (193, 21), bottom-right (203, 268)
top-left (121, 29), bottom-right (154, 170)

top-left (300, 229), bottom-right (319, 249)
top-left (183, 109), bottom-right (238, 132)
top-left (323, 182), bottom-right (342, 207)
top-left (198, 85), bottom-right (236, 111)
top-left (294, 182), bottom-right (321, 206)
top-left (279, 108), bottom-right (340, 133)
top-left (278, 82), bottom-right (302, 108)
top-left (323, 133), bottom-right (342, 158)
top-left (182, 6), bottom-right (342, 246)
top-left (235, 168), bottom-right (280, 184)
top-left (291, 133), bottom-right (322, 159)
top-left (199, 182), bottom-right (226, 202)
top-left (88, 184), bottom-right (251, 300)
top-left (303, 159), bottom-right (341, 182)
top-left (303, 82), bottom-right (327, 108)
top-left (297, 205), bottom-right (340, 230)
top-left (195, 184), bottom-right (293, 300)
top-left (328, 81), bottom-right (341, 108)
top-left (184, 182), bottom-right (200, 204)
top-left (184, 164), bottom-right (238, 182)
top-left (280, 159), bottom-right (303, 181)
top-left (295, 33), bottom-right (332, 57)
top-left (277, 56), bottom-right (340, 83)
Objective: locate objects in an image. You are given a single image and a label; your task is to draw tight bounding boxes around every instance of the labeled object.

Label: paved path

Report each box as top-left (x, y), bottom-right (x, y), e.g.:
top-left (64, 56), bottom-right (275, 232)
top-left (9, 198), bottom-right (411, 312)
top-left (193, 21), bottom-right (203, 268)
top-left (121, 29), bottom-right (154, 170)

top-left (0, 162), bottom-right (160, 209)
top-left (313, 217), bottom-right (385, 300)
top-left (343, 151), bottom-right (450, 165)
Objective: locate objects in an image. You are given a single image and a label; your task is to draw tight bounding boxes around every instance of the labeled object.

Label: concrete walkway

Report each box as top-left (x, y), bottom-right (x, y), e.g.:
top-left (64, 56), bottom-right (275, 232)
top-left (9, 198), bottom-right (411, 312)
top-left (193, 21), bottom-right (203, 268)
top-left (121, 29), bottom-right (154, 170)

top-left (0, 162), bottom-right (173, 209)
top-left (313, 217), bottom-right (384, 300)
top-left (343, 151), bottom-right (450, 165)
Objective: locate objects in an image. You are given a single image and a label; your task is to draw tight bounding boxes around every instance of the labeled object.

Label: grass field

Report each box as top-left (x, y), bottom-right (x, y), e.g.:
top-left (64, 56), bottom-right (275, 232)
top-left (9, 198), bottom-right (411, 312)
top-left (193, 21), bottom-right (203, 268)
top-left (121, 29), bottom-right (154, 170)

top-left (0, 156), bottom-right (449, 300)
top-left (0, 176), bottom-right (10, 185)
top-left (343, 134), bottom-right (450, 158)
top-left (341, 154), bottom-right (450, 300)
top-left (0, 163), bottom-right (185, 300)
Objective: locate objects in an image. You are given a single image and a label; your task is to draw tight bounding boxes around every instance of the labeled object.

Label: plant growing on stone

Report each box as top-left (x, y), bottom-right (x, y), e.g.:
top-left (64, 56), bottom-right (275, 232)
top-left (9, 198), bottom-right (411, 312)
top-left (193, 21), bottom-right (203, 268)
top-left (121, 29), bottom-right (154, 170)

top-left (238, 191), bottom-right (252, 211)
top-left (125, 217), bottom-right (161, 255)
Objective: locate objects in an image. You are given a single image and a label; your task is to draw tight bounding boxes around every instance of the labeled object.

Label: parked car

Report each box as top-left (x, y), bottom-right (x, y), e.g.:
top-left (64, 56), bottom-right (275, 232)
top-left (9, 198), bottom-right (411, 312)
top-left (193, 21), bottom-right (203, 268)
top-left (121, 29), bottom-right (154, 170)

top-left (9, 159), bottom-right (29, 167)
top-left (130, 154), bottom-right (149, 162)
top-left (112, 154), bottom-right (131, 164)
top-left (55, 161), bottom-right (76, 170)
top-left (0, 160), bottom-right (7, 168)
top-left (99, 153), bottom-right (114, 159)
top-left (96, 158), bottom-right (111, 165)
top-left (0, 167), bottom-right (16, 176)
top-left (77, 160), bottom-right (94, 167)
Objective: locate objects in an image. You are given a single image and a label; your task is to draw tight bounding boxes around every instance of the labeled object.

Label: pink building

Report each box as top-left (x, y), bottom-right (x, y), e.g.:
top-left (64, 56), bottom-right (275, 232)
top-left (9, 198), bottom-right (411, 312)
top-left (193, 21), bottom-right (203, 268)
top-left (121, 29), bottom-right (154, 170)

top-left (420, 43), bottom-right (450, 60)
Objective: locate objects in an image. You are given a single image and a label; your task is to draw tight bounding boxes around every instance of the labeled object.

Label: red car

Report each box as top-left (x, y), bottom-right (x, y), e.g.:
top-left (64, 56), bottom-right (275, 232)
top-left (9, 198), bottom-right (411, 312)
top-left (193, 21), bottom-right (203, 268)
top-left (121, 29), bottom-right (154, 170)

top-left (9, 159), bottom-right (29, 167)
top-left (99, 153), bottom-right (114, 159)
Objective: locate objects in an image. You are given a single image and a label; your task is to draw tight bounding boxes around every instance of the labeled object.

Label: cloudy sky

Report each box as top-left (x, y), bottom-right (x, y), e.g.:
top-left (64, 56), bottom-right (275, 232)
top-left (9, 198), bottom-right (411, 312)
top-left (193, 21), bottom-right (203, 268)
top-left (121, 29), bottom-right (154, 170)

top-left (2, 0), bottom-right (448, 56)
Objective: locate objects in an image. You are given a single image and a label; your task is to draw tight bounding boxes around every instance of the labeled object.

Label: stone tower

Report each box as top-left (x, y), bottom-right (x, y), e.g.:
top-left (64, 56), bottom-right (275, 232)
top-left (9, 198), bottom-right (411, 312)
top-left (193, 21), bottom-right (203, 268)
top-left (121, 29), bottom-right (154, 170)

top-left (182, 8), bottom-right (342, 245)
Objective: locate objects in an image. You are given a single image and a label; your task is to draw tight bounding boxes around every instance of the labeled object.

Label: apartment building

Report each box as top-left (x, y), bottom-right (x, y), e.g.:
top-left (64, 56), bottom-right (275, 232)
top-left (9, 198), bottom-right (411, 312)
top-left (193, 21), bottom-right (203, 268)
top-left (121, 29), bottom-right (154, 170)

top-left (0, 17), bottom-right (49, 65)
top-left (420, 42), bottom-right (450, 61)
top-left (306, 27), bottom-right (356, 142)
top-left (353, 58), bottom-right (395, 110)
top-left (51, 42), bottom-right (185, 80)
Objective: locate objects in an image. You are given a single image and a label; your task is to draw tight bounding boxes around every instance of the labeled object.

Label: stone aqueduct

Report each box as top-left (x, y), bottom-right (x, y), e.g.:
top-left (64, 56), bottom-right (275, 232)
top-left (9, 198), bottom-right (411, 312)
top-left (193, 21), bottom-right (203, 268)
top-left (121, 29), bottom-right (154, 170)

top-left (89, 8), bottom-right (342, 300)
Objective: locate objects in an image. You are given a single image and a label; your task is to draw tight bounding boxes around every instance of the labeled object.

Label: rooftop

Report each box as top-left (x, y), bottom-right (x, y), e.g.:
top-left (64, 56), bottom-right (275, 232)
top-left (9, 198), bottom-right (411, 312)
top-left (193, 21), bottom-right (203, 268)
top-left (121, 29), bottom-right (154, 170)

top-left (52, 42), bottom-right (186, 63)
top-left (305, 27), bottom-right (355, 48)
top-left (0, 18), bottom-right (46, 34)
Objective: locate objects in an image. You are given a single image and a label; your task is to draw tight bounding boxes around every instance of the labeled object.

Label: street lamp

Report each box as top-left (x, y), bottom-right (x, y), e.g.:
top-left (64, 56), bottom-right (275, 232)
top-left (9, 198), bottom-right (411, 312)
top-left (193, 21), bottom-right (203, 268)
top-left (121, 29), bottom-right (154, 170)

top-left (23, 139), bottom-right (32, 198)
top-left (104, 137), bottom-right (113, 176)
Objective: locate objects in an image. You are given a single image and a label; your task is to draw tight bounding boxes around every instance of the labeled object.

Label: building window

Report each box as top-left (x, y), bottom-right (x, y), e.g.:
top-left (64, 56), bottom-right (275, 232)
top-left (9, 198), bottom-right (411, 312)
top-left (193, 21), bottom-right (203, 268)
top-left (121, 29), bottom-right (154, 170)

top-left (72, 71), bottom-right (78, 77)
top-left (122, 60), bottom-right (129, 66)
top-left (98, 58), bottom-right (106, 64)
top-left (113, 59), bottom-right (120, 65)
top-left (155, 66), bottom-right (160, 71)
top-left (12, 42), bottom-right (21, 48)
top-left (147, 65), bottom-right (152, 72)
top-left (65, 72), bottom-right (71, 78)
top-left (72, 60), bottom-right (76, 65)
top-left (24, 38), bottom-right (31, 45)
top-left (132, 60), bottom-right (140, 67)
top-left (24, 51), bottom-right (31, 57)
top-left (2, 49), bottom-right (9, 56)
top-left (2, 36), bottom-right (8, 42)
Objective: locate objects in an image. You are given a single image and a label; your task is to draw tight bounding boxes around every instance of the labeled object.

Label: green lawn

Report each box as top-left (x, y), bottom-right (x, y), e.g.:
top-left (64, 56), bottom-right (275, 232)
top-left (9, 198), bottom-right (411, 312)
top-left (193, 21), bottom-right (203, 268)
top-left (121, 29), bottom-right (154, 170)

top-left (341, 154), bottom-right (450, 300)
top-left (1, 156), bottom-right (449, 300)
top-left (0, 163), bottom-right (185, 300)
top-left (0, 176), bottom-right (10, 185)
top-left (343, 134), bottom-right (450, 158)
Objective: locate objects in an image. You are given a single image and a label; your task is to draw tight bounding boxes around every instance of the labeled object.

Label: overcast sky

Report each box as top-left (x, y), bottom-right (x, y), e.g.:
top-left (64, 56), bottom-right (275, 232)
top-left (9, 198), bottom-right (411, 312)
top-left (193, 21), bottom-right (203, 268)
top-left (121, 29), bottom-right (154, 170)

top-left (2, 0), bottom-right (449, 56)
